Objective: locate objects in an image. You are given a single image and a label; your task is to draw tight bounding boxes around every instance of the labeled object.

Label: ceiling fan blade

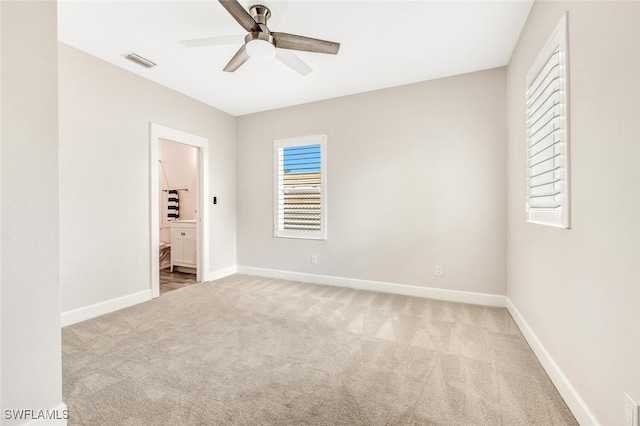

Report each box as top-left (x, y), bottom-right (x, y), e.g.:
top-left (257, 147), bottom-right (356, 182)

top-left (223, 44), bottom-right (250, 72)
top-left (180, 35), bottom-right (245, 48)
top-left (275, 50), bottom-right (312, 76)
top-left (272, 32), bottom-right (340, 55)
top-left (219, 0), bottom-right (260, 33)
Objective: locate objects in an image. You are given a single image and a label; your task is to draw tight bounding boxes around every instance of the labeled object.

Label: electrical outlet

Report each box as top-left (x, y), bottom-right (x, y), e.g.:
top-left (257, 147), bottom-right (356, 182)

top-left (311, 255), bottom-right (318, 265)
top-left (625, 394), bottom-right (639, 426)
top-left (435, 265), bottom-right (444, 277)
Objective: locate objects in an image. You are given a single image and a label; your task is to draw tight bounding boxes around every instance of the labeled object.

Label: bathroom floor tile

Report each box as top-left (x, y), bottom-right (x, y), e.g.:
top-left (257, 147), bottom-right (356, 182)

top-left (159, 269), bottom-right (197, 295)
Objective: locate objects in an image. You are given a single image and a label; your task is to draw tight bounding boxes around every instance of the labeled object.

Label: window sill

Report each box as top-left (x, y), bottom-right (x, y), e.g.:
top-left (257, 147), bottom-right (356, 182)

top-left (273, 233), bottom-right (327, 241)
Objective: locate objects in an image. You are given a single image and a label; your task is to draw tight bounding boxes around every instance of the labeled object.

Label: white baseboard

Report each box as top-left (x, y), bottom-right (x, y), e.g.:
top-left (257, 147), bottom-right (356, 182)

top-left (237, 266), bottom-right (597, 424)
top-left (57, 265), bottom-right (596, 425)
top-left (22, 402), bottom-right (68, 425)
top-left (61, 266), bottom-right (235, 327)
top-left (236, 266), bottom-right (508, 307)
top-left (61, 290), bottom-right (152, 327)
top-left (506, 299), bottom-right (599, 426)
top-left (205, 265), bottom-right (237, 282)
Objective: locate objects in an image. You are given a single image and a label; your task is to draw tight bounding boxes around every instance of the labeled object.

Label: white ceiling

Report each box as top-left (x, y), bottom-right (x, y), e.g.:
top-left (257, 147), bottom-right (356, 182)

top-left (58, 0), bottom-right (533, 116)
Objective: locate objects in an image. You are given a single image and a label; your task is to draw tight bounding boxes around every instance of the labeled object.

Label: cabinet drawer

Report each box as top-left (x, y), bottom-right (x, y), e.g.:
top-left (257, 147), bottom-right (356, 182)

top-left (172, 228), bottom-right (196, 239)
top-left (182, 228), bottom-right (197, 240)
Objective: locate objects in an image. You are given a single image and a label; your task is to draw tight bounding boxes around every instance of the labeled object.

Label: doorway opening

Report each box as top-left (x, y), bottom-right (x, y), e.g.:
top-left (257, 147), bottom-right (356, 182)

top-left (150, 123), bottom-right (209, 298)
top-left (159, 139), bottom-right (198, 294)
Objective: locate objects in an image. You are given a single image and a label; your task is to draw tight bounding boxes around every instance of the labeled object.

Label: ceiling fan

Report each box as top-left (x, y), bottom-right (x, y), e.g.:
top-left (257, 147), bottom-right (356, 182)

top-left (180, 0), bottom-right (340, 76)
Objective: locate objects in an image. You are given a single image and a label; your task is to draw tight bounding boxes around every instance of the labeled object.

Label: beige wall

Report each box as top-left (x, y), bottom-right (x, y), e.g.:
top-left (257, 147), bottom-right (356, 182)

top-left (5, 3), bottom-right (634, 423)
top-left (58, 43), bottom-right (237, 313)
top-left (506, 2), bottom-right (640, 425)
top-left (237, 68), bottom-right (507, 295)
top-left (0, 2), bottom-right (3, 415)
top-left (1, 1), bottom-right (63, 421)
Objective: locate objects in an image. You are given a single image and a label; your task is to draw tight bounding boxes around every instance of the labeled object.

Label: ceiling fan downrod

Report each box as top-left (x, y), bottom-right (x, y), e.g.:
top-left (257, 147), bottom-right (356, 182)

top-left (249, 4), bottom-right (271, 27)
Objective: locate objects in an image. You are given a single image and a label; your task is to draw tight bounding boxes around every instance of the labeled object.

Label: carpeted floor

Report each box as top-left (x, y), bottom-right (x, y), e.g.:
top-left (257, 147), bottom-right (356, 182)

top-left (62, 274), bottom-right (577, 425)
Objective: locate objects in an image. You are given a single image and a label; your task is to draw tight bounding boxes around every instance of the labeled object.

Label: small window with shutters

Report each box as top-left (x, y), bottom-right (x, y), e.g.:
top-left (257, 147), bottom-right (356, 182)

top-left (274, 135), bottom-right (327, 239)
top-left (526, 13), bottom-right (570, 229)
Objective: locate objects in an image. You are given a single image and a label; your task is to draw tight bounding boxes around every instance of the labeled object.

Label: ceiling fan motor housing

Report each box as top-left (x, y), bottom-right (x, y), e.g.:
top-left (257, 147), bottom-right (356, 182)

top-left (249, 4), bottom-right (270, 25)
top-left (245, 30), bottom-right (273, 45)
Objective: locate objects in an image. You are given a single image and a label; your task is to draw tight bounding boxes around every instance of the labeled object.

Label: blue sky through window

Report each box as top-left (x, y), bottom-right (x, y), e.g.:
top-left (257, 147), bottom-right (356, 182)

top-left (283, 144), bottom-right (321, 174)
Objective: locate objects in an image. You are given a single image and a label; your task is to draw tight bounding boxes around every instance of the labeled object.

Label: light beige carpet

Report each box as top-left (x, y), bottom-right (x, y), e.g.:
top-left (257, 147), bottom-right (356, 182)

top-left (62, 274), bottom-right (577, 425)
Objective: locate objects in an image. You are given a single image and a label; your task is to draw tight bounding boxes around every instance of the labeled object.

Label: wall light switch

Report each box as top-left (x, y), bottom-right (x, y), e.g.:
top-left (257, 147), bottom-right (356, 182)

top-left (213, 196), bottom-right (217, 205)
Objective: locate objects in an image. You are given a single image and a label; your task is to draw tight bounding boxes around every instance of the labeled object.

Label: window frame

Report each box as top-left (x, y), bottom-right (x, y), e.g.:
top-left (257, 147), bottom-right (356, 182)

top-left (273, 135), bottom-right (327, 240)
top-left (525, 12), bottom-right (571, 229)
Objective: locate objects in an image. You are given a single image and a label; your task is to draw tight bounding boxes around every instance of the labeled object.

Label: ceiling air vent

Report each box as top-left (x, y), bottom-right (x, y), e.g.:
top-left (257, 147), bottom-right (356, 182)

top-left (123, 52), bottom-right (156, 68)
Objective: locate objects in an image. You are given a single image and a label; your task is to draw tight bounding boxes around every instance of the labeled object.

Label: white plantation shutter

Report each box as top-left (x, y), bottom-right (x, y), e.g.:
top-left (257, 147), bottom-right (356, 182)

top-left (526, 13), bottom-right (570, 228)
top-left (274, 135), bottom-right (327, 239)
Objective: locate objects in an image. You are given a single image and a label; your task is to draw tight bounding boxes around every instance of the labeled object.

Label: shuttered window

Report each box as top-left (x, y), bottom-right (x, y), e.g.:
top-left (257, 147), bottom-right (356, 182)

top-left (526, 13), bottom-right (570, 229)
top-left (274, 135), bottom-right (327, 239)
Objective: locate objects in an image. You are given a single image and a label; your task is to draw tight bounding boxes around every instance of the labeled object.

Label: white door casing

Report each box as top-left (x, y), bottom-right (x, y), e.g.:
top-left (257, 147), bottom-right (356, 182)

top-left (150, 123), bottom-right (209, 298)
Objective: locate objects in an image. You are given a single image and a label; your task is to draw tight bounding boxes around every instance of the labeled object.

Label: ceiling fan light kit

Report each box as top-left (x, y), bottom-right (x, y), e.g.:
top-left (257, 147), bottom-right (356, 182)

top-left (180, 0), bottom-right (340, 75)
top-left (245, 34), bottom-right (275, 61)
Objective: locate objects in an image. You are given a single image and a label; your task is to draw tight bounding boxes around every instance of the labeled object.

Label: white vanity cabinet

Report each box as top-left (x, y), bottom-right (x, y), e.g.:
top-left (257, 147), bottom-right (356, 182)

top-left (171, 220), bottom-right (197, 272)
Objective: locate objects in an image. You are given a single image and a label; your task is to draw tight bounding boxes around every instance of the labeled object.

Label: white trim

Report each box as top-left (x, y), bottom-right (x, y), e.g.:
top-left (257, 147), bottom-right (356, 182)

top-left (60, 290), bottom-right (152, 327)
top-left (24, 403), bottom-right (69, 425)
top-left (150, 123), bottom-right (210, 298)
top-left (236, 266), bottom-right (507, 307)
top-left (205, 265), bottom-right (238, 282)
top-left (59, 264), bottom-right (236, 327)
top-left (506, 299), bottom-right (599, 426)
top-left (58, 263), bottom-right (597, 424)
top-left (234, 267), bottom-right (596, 423)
